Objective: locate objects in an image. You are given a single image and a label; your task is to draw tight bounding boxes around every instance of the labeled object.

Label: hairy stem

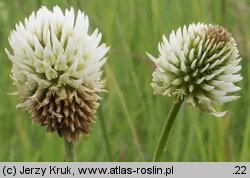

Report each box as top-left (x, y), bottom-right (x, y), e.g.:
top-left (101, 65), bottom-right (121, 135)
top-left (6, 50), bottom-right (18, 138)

top-left (64, 139), bottom-right (76, 162)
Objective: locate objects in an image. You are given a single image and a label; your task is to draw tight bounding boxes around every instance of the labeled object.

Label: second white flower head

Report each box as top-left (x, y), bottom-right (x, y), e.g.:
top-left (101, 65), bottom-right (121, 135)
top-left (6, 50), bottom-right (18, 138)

top-left (147, 23), bottom-right (242, 117)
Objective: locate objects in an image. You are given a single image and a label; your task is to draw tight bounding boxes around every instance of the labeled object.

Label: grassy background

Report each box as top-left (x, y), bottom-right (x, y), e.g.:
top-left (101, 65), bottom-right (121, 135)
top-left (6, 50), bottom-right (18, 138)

top-left (0, 0), bottom-right (250, 161)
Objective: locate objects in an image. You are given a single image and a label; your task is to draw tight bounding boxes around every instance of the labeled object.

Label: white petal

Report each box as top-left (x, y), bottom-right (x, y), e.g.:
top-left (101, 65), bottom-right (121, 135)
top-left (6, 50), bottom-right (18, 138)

top-left (180, 62), bottom-right (188, 72)
top-left (172, 78), bottom-right (183, 86)
top-left (196, 77), bottom-right (205, 84)
top-left (189, 48), bottom-right (195, 61)
top-left (202, 83), bottom-right (215, 91)
top-left (189, 85), bottom-right (194, 92)
top-left (213, 111), bottom-right (227, 117)
top-left (210, 89), bottom-right (227, 96)
top-left (216, 95), bottom-right (240, 103)
top-left (170, 64), bottom-right (181, 75)
top-left (146, 52), bottom-right (158, 63)
top-left (200, 63), bottom-right (209, 73)
top-left (217, 74), bottom-right (242, 83)
top-left (191, 58), bottom-right (197, 70)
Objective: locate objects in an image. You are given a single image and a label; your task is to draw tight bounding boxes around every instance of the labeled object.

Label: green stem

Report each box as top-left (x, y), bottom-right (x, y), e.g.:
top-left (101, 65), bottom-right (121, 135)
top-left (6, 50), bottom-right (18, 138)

top-left (153, 99), bottom-right (183, 162)
top-left (64, 139), bottom-right (76, 162)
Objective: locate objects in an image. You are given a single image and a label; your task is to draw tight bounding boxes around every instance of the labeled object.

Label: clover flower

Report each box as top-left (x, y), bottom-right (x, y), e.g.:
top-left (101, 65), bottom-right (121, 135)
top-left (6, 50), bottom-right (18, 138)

top-left (147, 23), bottom-right (242, 117)
top-left (6, 6), bottom-right (109, 142)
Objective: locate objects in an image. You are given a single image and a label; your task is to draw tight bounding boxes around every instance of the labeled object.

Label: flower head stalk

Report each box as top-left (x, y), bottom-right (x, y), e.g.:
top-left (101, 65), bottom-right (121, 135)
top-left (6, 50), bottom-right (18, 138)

top-left (147, 23), bottom-right (242, 117)
top-left (6, 6), bottom-right (109, 143)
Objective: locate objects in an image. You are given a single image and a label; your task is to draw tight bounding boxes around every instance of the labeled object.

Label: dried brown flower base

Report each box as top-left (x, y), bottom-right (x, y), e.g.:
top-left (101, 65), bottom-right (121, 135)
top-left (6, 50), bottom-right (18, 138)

top-left (29, 88), bottom-right (99, 142)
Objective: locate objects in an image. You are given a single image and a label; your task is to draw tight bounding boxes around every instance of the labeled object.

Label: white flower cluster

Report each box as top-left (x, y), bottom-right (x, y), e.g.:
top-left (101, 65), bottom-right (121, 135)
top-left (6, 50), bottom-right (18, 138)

top-left (147, 23), bottom-right (242, 117)
top-left (6, 6), bottom-right (109, 141)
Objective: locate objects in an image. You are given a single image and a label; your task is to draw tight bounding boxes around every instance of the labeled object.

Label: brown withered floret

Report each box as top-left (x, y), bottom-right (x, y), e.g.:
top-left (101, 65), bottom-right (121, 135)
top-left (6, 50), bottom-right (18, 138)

top-left (206, 25), bottom-right (231, 43)
top-left (29, 88), bottom-right (99, 142)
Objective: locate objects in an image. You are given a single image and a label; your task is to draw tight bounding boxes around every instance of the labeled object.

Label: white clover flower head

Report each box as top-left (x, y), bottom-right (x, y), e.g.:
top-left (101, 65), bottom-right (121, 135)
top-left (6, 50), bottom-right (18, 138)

top-left (147, 23), bottom-right (242, 117)
top-left (6, 6), bottom-right (109, 142)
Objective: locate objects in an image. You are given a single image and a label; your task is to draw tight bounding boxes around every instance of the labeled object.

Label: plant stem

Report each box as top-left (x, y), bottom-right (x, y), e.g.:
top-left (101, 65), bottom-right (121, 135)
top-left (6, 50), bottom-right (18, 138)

top-left (153, 99), bottom-right (183, 162)
top-left (64, 139), bottom-right (76, 162)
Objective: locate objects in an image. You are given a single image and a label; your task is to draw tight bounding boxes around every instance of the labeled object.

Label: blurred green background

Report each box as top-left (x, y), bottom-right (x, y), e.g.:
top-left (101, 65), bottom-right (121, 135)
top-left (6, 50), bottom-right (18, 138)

top-left (0, 0), bottom-right (250, 162)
